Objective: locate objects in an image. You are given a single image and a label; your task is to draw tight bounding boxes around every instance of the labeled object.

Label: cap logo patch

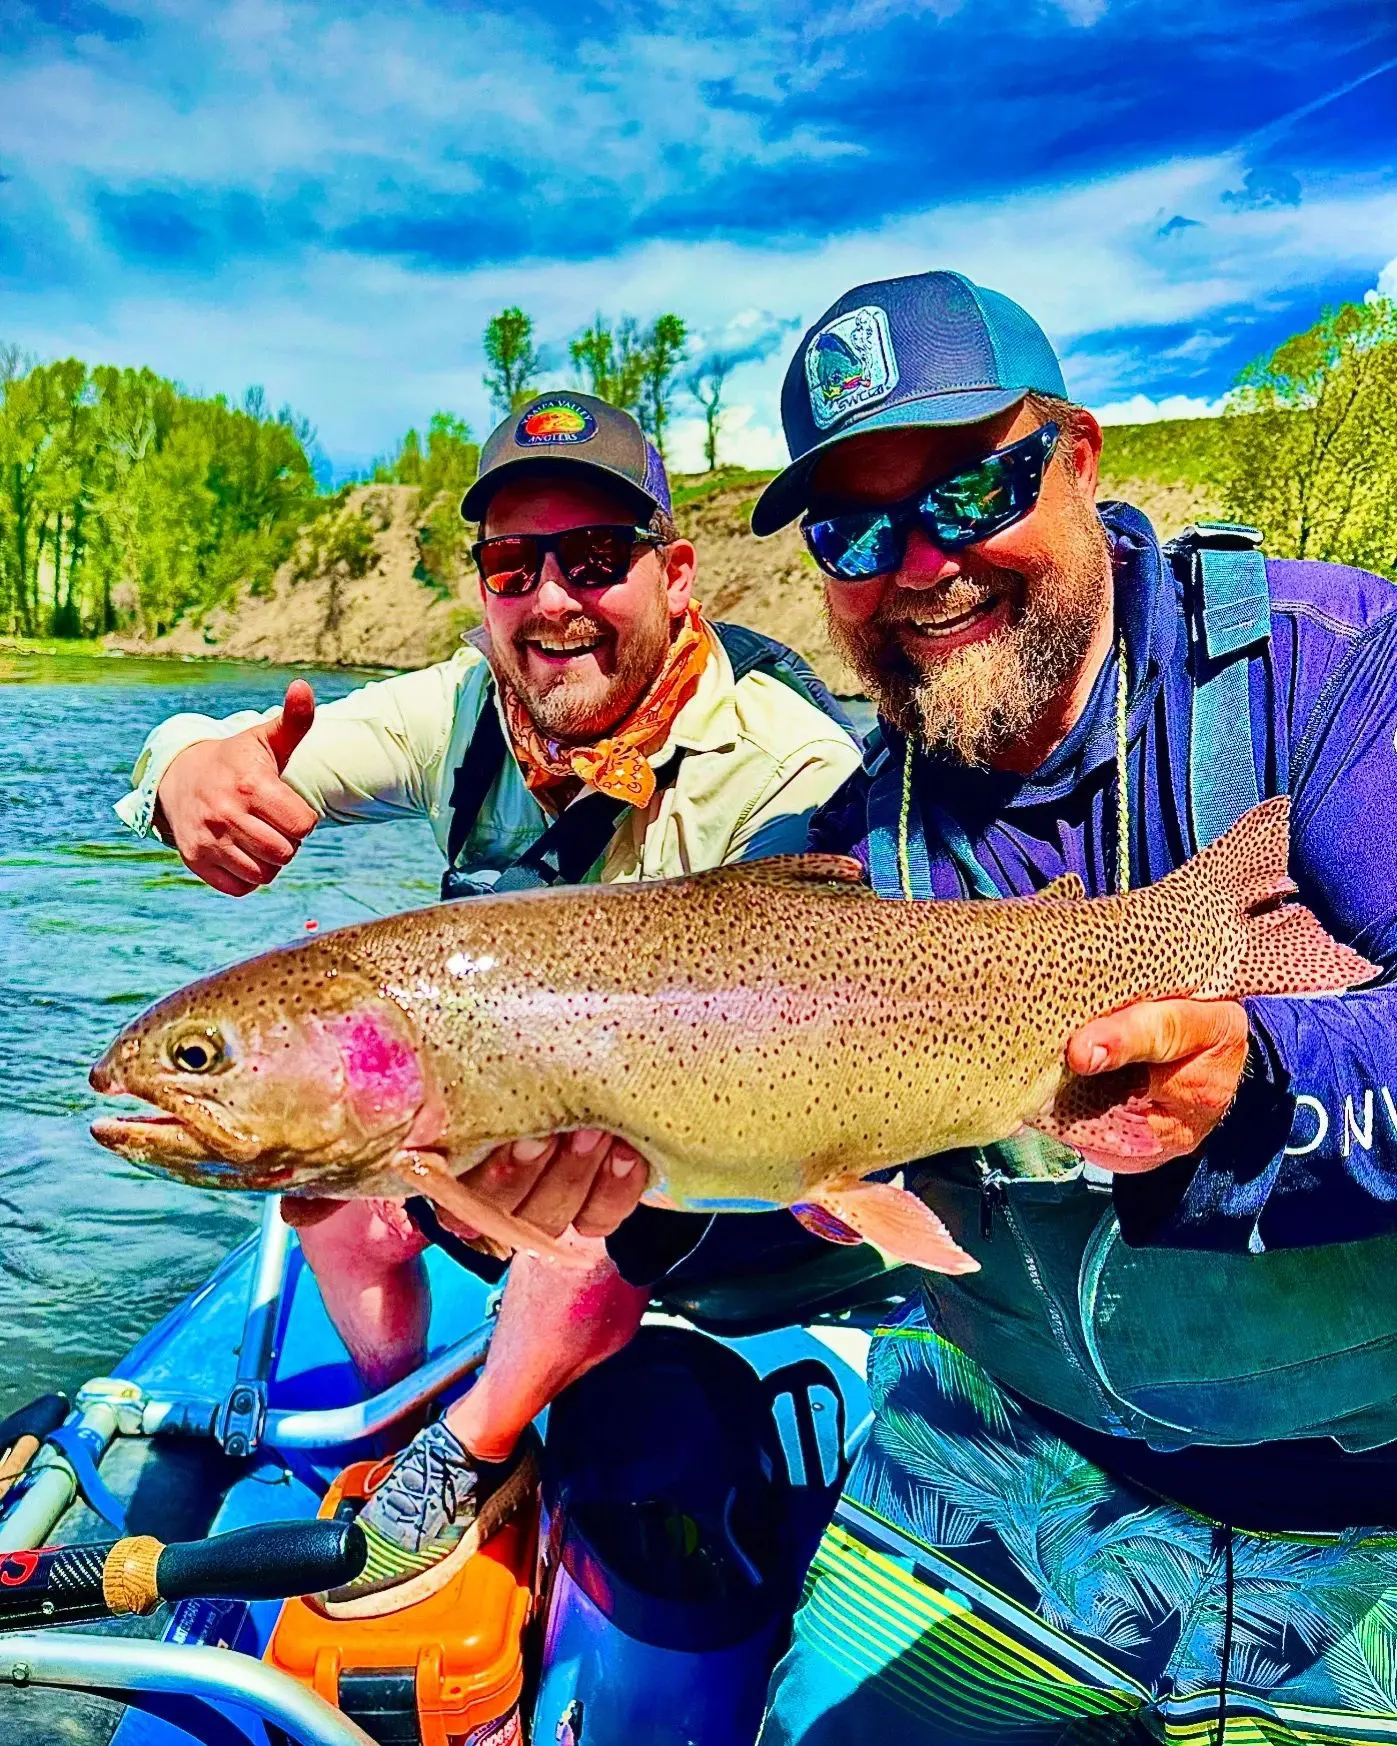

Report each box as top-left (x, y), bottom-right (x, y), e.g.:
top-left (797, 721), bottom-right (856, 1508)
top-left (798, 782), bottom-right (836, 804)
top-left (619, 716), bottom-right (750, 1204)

top-left (805, 305), bottom-right (898, 430)
top-left (516, 397), bottom-right (598, 445)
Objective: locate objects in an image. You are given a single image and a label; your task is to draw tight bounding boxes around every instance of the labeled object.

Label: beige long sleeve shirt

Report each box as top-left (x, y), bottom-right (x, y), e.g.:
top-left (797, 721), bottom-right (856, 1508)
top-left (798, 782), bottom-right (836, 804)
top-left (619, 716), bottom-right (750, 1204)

top-left (116, 628), bottom-right (863, 880)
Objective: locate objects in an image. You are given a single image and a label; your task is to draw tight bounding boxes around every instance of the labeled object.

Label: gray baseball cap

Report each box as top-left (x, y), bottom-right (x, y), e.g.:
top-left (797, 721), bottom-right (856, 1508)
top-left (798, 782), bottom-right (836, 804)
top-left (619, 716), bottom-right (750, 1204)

top-left (461, 391), bottom-right (672, 523)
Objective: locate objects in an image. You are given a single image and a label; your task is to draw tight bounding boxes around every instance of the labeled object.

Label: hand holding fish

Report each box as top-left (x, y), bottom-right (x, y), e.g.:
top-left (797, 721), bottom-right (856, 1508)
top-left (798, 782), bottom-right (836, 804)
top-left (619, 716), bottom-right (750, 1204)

top-left (279, 1131), bottom-right (648, 1242)
top-left (155, 679), bottom-right (319, 896)
top-left (452, 1131), bottom-right (648, 1239)
top-left (1066, 998), bottom-right (1251, 1170)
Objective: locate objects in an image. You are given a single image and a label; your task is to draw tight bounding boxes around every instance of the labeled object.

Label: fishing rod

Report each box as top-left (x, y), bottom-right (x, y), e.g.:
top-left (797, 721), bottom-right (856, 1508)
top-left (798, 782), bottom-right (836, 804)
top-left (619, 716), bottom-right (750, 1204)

top-left (0, 1518), bottom-right (365, 1631)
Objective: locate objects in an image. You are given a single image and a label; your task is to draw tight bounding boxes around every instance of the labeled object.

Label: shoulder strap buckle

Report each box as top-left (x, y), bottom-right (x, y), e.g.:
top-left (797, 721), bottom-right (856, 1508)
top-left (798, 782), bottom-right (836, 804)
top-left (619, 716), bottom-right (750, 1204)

top-left (1166, 521), bottom-right (1270, 664)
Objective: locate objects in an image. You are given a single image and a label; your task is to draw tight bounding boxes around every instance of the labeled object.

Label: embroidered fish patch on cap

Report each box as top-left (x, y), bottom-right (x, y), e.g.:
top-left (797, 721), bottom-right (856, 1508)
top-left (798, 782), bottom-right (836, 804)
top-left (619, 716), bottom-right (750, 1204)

top-left (516, 397), bottom-right (598, 445)
top-left (805, 305), bottom-right (898, 430)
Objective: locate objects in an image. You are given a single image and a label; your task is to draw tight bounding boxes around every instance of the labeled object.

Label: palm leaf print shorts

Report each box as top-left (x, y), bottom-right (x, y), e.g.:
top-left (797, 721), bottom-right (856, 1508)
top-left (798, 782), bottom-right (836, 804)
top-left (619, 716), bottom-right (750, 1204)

top-left (760, 1307), bottom-right (1397, 1745)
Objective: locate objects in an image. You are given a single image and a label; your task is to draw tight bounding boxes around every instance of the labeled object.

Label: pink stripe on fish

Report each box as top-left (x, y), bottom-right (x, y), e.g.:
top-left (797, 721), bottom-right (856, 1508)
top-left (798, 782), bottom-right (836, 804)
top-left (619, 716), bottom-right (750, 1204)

top-left (323, 1011), bottom-right (424, 1129)
top-left (792, 1201), bottom-right (864, 1245)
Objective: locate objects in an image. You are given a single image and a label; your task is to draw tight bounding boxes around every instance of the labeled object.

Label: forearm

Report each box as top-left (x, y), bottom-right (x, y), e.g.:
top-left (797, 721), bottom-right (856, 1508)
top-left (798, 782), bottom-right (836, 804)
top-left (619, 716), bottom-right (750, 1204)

top-left (115, 657), bottom-right (475, 839)
top-left (1116, 987), bottom-right (1397, 1251)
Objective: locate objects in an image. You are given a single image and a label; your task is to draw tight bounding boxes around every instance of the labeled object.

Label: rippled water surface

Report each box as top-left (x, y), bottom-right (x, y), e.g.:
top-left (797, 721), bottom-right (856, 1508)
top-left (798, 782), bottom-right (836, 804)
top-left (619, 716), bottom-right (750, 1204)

top-left (0, 650), bottom-right (440, 1415)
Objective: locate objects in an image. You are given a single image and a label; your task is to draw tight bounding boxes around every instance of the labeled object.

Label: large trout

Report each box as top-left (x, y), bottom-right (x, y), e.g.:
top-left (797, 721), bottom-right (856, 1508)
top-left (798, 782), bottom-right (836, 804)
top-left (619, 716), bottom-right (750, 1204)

top-left (90, 798), bottom-right (1374, 1272)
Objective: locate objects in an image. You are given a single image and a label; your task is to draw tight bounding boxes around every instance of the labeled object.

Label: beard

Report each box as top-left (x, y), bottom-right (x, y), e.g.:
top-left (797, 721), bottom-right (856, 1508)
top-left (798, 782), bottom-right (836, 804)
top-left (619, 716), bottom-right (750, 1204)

top-left (493, 588), bottom-right (674, 744)
top-left (827, 502), bottom-right (1111, 767)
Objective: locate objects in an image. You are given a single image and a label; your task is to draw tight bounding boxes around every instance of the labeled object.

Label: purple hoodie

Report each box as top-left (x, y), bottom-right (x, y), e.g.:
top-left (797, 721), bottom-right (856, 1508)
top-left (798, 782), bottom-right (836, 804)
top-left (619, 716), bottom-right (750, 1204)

top-left (812, 502), bottom-right (1397, 1254)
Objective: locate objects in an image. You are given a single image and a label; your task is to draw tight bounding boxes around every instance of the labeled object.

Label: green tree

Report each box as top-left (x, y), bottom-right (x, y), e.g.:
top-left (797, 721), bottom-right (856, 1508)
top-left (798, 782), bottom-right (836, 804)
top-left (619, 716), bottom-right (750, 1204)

top-left (639, 313), bottom-right (687, 461)
top-left (570, 315), bottom-right (647, 412)
top-left (483, 307), bottom-right (541, 417)
top-left (570, 313), bottom-right (687, 457)
top-left (372, 411), bottom-right (479, 589)
top-left (687, 353), bottom-right (734, 472)
top-left (1219, 297), bottom-right (1397, 577)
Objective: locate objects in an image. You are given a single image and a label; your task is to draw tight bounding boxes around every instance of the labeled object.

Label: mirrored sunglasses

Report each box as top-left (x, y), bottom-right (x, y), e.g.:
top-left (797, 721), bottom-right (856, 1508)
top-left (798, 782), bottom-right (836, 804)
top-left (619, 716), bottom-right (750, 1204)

top-left (801, 422), bottom-right (1060, 583)
top-left (473, 524), bottom-right (661, 597)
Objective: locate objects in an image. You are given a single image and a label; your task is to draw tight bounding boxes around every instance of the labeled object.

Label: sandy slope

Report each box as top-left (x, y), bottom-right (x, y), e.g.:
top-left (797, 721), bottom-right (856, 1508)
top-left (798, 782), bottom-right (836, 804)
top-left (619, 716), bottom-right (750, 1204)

top-left (111, 473), bottom-right (1218, 685)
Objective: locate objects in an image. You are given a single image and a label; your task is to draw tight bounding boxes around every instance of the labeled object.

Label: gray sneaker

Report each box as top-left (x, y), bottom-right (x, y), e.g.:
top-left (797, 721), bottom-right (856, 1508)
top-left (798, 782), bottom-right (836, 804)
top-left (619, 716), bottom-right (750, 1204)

top-left (316, 1419), bottom-right (539, 1619)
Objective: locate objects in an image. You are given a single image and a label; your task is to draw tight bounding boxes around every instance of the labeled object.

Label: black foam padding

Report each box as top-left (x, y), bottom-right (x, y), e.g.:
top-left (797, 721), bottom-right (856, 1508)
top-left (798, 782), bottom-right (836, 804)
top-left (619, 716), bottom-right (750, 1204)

top-left (156, 1519), bottom-right (367, 1601)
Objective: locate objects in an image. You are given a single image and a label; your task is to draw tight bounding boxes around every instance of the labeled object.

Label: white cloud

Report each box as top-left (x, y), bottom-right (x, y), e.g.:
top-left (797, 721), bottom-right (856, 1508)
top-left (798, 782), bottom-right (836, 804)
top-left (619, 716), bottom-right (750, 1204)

top-left (667, 402), bottom-right (790, 474)
top-left (4, 105), bottom-right (1395, 468)
top-left (1377, 255), bottom-right (1397, 298)
top-left (1092, 392), bottom-right (1226, 425)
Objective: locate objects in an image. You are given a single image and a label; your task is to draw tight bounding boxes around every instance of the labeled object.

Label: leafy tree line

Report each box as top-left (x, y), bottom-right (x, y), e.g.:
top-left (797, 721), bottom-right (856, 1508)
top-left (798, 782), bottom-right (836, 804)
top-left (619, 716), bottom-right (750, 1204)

top-left (1219, 296), bottom-right (1397, 579)
top-left (1102, 296), bottom-right (1397, 581)
top-left (7, 293), bottom-right (1393, 643)
top-left (0, 351), bottom-right (317, 638)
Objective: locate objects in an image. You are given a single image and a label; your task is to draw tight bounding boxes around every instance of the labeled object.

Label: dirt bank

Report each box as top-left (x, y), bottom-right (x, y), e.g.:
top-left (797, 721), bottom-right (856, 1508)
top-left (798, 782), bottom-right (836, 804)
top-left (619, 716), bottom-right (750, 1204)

top-left (109, 471), bottom-right (1218, 685)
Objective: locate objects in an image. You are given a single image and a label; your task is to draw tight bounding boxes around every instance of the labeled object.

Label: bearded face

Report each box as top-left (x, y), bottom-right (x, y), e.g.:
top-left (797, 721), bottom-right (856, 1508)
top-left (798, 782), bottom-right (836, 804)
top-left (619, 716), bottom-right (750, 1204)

top-left (817, 413), bottom-right (1113, 769)
top-left (479, 475), bottom-right (690, 745)
top-left (827, 488), bottom-right (1110, 765)
top-left (490, 580), bottom-right (673, 742)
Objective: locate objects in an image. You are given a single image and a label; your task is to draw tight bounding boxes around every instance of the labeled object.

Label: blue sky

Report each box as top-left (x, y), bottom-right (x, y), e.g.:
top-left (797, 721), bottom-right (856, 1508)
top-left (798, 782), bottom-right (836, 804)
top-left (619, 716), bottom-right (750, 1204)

top-left (2, 0), bottom-right (1395, 476)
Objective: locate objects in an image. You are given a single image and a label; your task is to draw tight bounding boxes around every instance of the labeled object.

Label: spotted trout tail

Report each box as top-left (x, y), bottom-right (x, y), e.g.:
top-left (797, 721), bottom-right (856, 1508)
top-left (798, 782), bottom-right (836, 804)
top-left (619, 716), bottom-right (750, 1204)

top-left (1170, 796), bottom-right (1379, 998)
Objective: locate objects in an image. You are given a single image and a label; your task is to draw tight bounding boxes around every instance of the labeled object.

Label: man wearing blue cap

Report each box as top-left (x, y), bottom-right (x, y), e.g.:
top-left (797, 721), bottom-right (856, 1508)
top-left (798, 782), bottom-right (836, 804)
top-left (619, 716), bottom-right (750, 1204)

top-left (749, 272), bottom-right (1397, 1742)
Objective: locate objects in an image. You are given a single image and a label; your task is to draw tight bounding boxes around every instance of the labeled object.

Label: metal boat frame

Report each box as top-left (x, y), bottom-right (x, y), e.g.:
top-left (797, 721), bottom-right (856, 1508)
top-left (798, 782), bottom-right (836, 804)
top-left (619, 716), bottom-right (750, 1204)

top-left (0, 1196), bottom-right (879, 1746)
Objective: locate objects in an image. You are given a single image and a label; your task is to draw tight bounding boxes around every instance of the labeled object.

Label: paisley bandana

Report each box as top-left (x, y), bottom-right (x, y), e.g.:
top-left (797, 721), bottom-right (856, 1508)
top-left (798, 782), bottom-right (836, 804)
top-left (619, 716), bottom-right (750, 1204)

top-left (501, 604), bottom-right (711, 810)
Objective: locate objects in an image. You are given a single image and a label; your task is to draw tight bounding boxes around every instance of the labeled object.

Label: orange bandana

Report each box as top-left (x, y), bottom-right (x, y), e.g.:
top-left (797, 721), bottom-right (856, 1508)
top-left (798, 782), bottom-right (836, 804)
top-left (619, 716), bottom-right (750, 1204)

top-left (501, 604), bottom-right (712, 809)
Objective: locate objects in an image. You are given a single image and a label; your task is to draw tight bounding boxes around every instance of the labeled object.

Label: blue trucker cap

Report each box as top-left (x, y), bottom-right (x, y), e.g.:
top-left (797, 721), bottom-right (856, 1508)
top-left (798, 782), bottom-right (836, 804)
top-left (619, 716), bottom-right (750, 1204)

top-left (751, 270), bottom-right (1068, 536)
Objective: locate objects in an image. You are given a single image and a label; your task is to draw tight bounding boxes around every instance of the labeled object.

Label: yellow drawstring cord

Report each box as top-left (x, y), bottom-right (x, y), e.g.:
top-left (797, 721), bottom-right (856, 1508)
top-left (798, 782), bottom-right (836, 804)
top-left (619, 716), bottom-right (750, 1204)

top-left (1115, 631), bottom-right (1130, 896)
top-left (895, 629), bottom-right (1132, 901)
top-left (898, 734), bottom-right (916, 902)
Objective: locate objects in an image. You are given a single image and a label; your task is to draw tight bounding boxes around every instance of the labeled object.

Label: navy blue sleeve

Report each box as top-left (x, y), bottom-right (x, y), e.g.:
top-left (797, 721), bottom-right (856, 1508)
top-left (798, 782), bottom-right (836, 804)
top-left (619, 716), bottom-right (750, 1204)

top-left (1117, 612), bottom-right (1397, 1252)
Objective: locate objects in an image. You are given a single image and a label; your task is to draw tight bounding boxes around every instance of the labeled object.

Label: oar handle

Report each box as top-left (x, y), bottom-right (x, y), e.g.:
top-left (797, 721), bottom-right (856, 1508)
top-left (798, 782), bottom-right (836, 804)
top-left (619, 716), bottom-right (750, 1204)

top-left (0, 1520), bottom-right (365, 1630)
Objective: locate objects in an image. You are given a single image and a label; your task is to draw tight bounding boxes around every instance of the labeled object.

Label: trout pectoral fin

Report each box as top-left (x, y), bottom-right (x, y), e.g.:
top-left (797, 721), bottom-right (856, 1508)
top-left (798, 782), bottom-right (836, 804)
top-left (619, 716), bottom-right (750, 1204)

top-left (1028, 1067), bottom-right (1164, 1166)
top-left (391, 1151), bottom-right (586, 1267)
top-left (807, 1177), bottom-right (979, 1275)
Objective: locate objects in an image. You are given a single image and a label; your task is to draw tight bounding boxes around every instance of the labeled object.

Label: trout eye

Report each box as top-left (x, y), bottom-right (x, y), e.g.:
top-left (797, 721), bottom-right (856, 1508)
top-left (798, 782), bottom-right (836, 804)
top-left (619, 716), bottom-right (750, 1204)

top-left (168, 1030), bottom-right (225, 1074)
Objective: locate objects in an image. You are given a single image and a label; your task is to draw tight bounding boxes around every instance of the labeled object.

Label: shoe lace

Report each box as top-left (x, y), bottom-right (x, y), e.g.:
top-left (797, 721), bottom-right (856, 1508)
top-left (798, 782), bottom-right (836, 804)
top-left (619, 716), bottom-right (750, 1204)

top-left (376, 1426), bottom-right (469, 1551)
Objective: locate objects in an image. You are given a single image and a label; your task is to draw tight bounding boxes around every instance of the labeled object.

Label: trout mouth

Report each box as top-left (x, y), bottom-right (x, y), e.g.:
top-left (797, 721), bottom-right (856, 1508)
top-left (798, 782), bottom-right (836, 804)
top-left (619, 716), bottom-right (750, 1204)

top-left (89, 1051), bottom-right (279, 1186)
top-left (89, 1103), bottom-right (294, 1188)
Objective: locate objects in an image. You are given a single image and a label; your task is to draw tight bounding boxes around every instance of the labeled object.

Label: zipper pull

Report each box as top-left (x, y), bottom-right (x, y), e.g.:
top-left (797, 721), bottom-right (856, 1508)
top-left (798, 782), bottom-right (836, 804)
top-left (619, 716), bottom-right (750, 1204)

top-left (980, 1169), bottom-right (1009, 1240)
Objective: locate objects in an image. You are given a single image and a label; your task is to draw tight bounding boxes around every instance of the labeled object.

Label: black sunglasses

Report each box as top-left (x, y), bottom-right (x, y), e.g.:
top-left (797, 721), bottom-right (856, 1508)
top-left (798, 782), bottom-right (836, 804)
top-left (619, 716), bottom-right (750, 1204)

top-left (801, 423), bottom-right (1060, 583)
top-left (472, 524), bottom-right (662, 597)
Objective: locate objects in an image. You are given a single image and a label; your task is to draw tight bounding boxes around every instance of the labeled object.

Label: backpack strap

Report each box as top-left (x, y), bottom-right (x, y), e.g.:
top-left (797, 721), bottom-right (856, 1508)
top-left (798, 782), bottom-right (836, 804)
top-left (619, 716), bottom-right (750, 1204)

top-left (444, 698), bottom-right (509, 874)
top-left (711, 620), bottom-right (863, 746)
top-left (1164, 521), bottom-right (1271, 849)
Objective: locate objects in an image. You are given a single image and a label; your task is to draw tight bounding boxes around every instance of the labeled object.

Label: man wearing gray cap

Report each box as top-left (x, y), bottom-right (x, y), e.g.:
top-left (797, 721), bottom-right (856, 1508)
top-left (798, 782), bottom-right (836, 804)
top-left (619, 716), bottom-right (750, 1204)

top-left (116, 389), bottom-right (861, 1614)
top-left (747, 271), bottom-right (1397, 1741)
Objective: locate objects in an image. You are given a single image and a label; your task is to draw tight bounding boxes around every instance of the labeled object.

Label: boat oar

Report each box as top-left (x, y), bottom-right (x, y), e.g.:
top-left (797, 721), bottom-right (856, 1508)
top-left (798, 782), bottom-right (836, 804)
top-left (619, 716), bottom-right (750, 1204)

top-left (0, 1519), bottom-right (366, 1631)
top-left (0, 1394), bottom-right (69, 1503)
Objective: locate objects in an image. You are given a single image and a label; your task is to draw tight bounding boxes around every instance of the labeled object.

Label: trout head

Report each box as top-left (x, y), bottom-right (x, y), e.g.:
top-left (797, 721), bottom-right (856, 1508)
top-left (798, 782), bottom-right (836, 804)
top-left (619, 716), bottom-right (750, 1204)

top-left (88, 943), bottom-right (439, 1194)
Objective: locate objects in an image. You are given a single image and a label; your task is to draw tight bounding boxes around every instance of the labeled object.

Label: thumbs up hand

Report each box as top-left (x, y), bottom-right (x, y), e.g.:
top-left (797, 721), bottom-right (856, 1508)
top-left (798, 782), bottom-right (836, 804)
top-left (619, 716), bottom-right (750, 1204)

top-left (155, 680), bottom-right (321, 896)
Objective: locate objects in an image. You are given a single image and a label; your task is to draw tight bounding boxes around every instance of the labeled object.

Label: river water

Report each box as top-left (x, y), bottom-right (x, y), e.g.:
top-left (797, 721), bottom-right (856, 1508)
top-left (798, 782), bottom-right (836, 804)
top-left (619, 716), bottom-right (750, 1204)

top-left (0, 650), bottom-right (441, 1417)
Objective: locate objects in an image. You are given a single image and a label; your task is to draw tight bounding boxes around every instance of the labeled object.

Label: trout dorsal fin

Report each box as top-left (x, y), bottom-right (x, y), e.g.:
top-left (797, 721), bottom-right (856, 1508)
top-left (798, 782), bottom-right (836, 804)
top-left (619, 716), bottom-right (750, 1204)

top-left (689, 855), bottom-right (870, 891)
top-left (1036, 872), bottom-right (1087, 902)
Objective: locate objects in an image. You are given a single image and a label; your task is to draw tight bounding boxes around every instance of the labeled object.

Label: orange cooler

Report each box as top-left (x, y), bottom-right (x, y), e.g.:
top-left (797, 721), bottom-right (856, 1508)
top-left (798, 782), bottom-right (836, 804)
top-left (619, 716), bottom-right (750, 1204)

top-left (266, 1460), bottom-right (535, 1746)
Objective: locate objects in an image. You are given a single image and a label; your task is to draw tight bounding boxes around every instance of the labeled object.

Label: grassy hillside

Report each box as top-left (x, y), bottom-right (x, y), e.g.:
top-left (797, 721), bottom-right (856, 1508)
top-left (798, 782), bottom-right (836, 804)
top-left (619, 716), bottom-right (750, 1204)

top-left (112, 419), bottom-right (1226, 684)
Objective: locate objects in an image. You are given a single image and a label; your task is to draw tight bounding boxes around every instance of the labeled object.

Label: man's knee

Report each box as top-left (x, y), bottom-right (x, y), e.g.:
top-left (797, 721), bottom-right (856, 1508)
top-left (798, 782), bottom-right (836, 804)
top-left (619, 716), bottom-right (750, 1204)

top-left (297, 1199), bottom-right (430, 1283)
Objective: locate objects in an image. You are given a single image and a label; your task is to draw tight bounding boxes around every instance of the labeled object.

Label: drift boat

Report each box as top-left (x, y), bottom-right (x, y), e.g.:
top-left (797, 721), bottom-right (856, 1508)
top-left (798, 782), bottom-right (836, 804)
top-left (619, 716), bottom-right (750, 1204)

top-left (0, 1199), bottom-right (906, 1746)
